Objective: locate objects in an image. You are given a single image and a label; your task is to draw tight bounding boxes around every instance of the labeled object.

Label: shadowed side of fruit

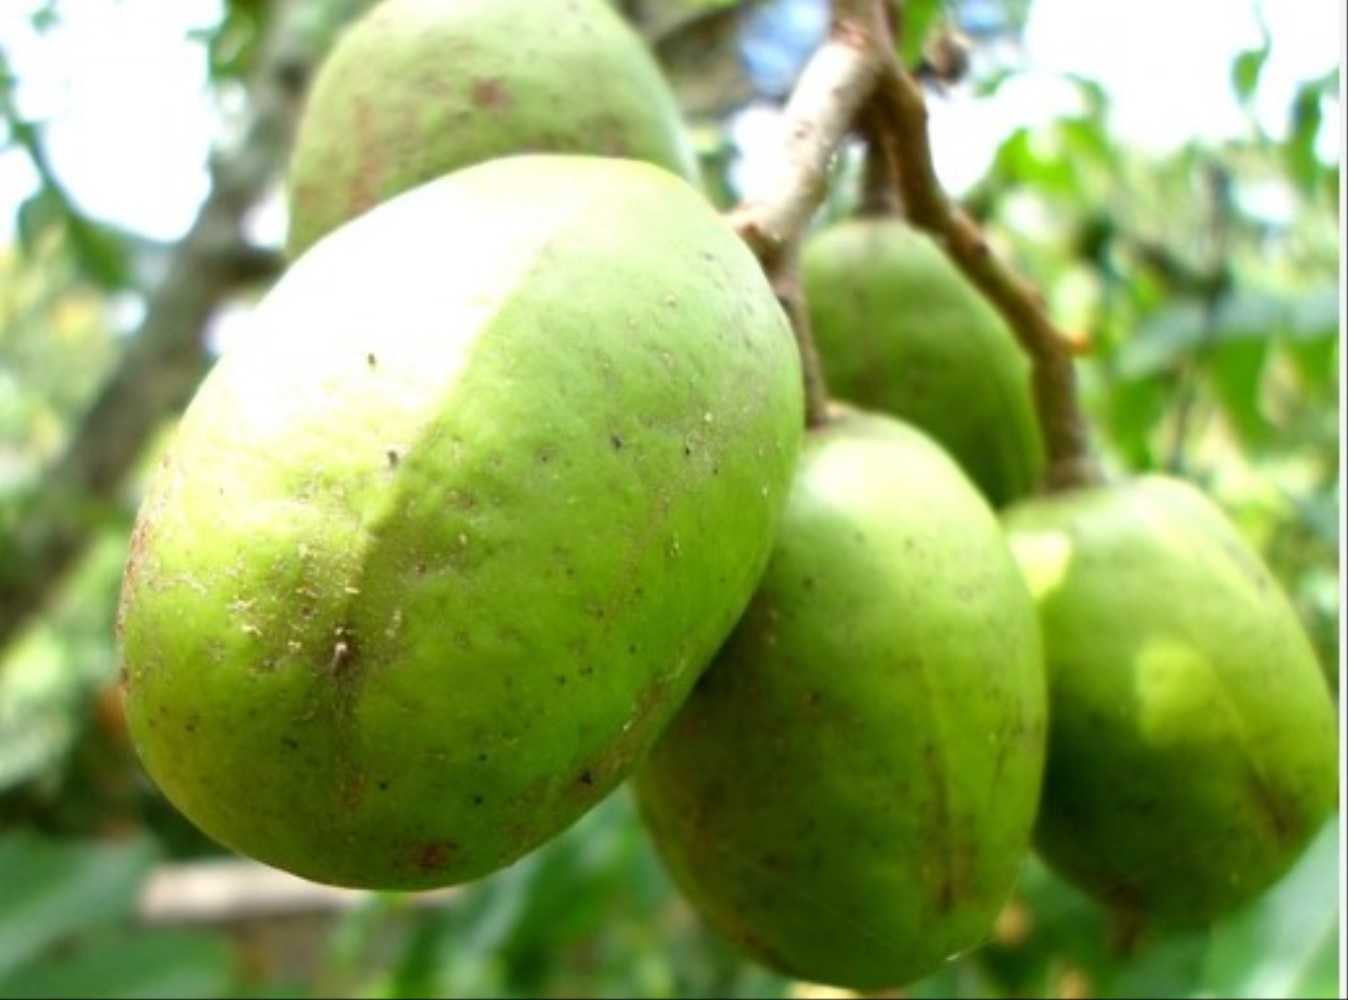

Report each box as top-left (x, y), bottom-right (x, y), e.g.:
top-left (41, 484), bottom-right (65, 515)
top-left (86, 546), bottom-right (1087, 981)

top-left (635, 408), bottom-right (1047, 991)
top-left (1002, 475), bottom-right (1339, 925)
top-left (286, 0), bottom-right (701, 256)
top-left (802, 217), bottom-right (1045, 508)
top-left (117, 155), bottom-right (803, 891)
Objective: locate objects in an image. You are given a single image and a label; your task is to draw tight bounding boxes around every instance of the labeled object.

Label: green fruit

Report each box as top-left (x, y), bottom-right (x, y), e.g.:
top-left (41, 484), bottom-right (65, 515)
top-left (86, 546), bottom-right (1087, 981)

top-left (1002, 475), bottom-right (1339, 924)
top-left (635, 409), bottom-right (1047, 991)
top-left (117, 155), bottom-right (803, 891)
top-left (801, 217), bottom-right (1045, 507)
top-left (286, 0), bottom-right (700, 256)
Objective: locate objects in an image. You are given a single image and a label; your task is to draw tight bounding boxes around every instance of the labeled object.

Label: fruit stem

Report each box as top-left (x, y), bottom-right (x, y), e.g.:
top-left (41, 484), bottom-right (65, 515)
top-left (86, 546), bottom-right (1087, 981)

top-left (772, 246), bottom-right (833, 428)
top-left (857, 107), bottom-right (903, 218)
top-left (728, 0), bottom-right (1102, 485)
top-left (1107, 907), bottom-right (1148, 959)
top-left (727, 3), bottom-right (884, 261)
top-left (728, 1), bottom-right (891, 429)
top-left (859, 25), bottom-right (1104, 490)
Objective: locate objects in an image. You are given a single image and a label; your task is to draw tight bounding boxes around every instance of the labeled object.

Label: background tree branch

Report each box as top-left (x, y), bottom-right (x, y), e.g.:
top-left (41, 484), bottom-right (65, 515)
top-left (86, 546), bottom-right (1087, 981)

top-left (0, 5), bottom-right (332, 647)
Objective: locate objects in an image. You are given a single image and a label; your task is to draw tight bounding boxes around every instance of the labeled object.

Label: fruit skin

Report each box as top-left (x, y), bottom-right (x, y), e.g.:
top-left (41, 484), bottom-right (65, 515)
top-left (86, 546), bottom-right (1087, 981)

top-left (117, 155), bottom-right (803, 891)
top-left (801, 217), bottom-right (1045, 507)
top-left (634, 409), bottom-right (1047, 991)
top-left (1002, 475), bottom-right (1339, 924)
top-left (286, 0), bottom-right (701, 256)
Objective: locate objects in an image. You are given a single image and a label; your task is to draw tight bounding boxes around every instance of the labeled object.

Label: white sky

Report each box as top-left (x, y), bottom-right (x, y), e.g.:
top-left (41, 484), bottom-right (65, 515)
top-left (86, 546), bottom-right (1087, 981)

top-left (0, 0), bottom-right (1342, 244)
top-left (0, 0), bottom-right (221, 242)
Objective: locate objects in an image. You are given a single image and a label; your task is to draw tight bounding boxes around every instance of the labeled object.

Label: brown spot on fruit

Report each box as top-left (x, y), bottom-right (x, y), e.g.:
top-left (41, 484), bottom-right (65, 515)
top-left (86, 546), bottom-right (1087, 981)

top-left (415, 840), bottom-right (458, 873)
top-left (470, 77), bottom-right (512, 110)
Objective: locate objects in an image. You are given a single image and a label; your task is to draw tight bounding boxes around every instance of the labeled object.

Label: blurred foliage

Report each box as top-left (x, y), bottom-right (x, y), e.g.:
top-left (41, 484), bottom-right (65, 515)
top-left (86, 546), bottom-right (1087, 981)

top-left (1, 45), bottom-right (133, 290)
top-left (0, 790), bottom-right (1338, 999)
top-left (964, 65), bottom-right (1341, 684)
top-left (0, 0), bottom-right (1340, 997)
top-left (0, 242), bottom-right (118, 472)
top-left (0, 832), bottom-right (239, 999)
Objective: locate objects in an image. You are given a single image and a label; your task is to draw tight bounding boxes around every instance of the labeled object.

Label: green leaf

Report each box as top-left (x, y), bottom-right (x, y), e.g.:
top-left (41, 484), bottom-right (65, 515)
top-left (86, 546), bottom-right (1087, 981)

top-left (1118, 290), bottom-right (1322, 379)
top-left (1061, 116), bottom-right (1115, 170)
top-left (24, 2), bottom-right (59, 32)
top-left (196, 0), bottom-right (269, 82)
top-left (989, 128), bottom-right (1082, 197)
top-left (899, 0), bottom-right (947, 70)
top-left (0, 629), bottom-right (83, 792)
top-left (1199, 815), bottom-right (1341, 998)
top-left (0, 928), bottom-right (235, 1000)
top-left (1284, 333), bottom-right (1339, 396)
top-left (61, 210), bottom-right (133, 290)
top-left (14, 186), bottom-right (63, 256)
top-left (1231, 45), bottom-right (1268, 106)
top-left (1100, 374), bottom-right (1169, 470)
top-left (10, 177), bottom-right (132, 288)
top-left (0, 833), bottom-right (157, 980)
top-left (1284, 78), bottom-right (1330, 194)
top-left (1105, 928), bottom-right (1210, 999)
top-left (1209, 338), bottom-right (1272, 447)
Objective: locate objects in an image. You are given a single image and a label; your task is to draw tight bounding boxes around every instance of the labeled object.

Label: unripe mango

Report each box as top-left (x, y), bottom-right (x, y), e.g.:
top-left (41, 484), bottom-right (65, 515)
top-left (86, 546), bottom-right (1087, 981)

top-left (635, 409), bottom-right (1047, 991)
top-left (117, 155), bottom-right (803, 891)
top-left (286, 0), bottom-right (701, 256)
top-left (801, 218), bottom-right (1045, 507)
top-left (1002, 476), bottom-right (1338, 924)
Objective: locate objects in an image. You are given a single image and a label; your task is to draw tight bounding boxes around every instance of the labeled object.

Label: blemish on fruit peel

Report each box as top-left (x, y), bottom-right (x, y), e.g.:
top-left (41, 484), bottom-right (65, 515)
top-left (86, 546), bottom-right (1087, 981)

top-left (119, 156), bottom-right (803, 892)
top-left (1134, 639), bottom-right (1225, 746)
top-left (1006, 530), bottom-right (1073, 600)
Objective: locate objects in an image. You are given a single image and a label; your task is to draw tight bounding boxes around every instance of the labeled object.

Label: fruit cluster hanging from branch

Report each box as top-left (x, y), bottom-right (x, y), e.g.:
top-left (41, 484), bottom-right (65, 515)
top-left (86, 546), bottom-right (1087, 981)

top-left (731, 0), bottom-right (1100, 491)
top-left (111, 0), bottom-right (1339, 995)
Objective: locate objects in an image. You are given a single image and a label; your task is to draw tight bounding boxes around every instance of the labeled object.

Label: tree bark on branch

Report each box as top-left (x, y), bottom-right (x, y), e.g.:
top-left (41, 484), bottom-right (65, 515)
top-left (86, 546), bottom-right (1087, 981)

top-left (0, 5), bottom-right (331, 647)
top-left (729, 0), bottom-right (1100, 487)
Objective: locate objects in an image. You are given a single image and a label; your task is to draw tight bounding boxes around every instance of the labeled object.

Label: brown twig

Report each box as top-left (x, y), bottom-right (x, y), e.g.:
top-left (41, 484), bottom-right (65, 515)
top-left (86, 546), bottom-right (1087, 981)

top-left (729, 0), bottom-right (1101, 487)
top-left (727, 0), bottom-right (892, 427)
top-left (864, 33), bottom-right (1102, 490)
top-left (727, 1), bottom-right (886, 259)
top-left (857, 105), bottom-right (902, 217)
top-left (767, 246), bottom-right (832, 428)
